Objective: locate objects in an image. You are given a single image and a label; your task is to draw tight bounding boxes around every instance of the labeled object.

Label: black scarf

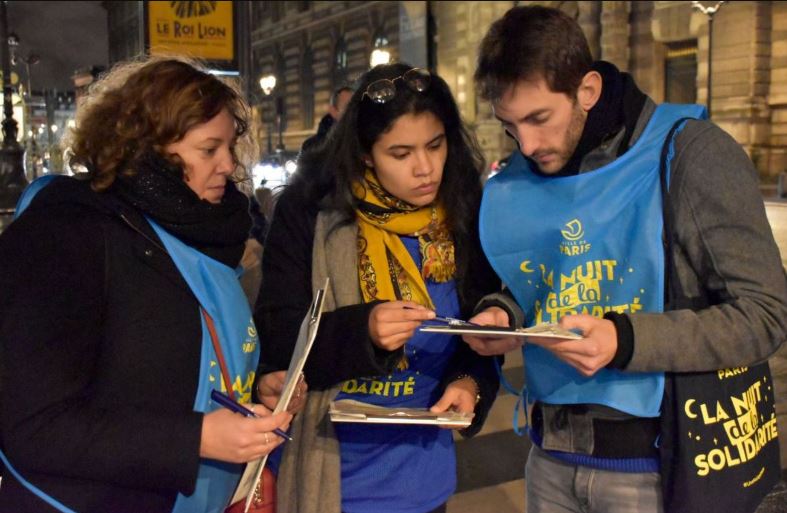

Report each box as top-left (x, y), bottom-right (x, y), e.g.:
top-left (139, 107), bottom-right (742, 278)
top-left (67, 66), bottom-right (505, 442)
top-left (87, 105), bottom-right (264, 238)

top-left (547, 60), bottom-right (647, 177)
top-left (112, 151), bottom-right (251, 267)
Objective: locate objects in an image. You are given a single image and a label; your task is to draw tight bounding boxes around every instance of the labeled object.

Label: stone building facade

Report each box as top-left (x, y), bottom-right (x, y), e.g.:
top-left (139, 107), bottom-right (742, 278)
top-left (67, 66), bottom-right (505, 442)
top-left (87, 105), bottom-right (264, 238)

top-left (440, 1), bottom-right (787, 182)
top-left (248, 0), bottom-right (787, 183)
top-left (104, 1), bottom-right (787, 182)
top-left (245, 1), bottom-right (403, 152)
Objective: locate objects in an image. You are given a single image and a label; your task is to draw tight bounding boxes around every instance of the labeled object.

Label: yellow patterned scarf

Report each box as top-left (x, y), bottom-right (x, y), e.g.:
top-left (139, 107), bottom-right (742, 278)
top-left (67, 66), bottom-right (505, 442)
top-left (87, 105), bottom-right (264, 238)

top-left (354, 170), bottom-right (456, 309)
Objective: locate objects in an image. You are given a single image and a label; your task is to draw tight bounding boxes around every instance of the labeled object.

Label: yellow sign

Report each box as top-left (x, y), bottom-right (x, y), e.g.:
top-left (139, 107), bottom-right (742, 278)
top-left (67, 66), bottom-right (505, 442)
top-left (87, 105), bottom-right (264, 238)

top-left (148, 1), bottom-right (234, 61)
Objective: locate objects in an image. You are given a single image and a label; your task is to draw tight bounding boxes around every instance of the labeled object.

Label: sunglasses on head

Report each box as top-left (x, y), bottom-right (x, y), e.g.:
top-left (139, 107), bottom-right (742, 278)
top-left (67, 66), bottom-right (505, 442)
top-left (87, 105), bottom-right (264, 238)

top-left (362, 68), bottom-right (432, 104)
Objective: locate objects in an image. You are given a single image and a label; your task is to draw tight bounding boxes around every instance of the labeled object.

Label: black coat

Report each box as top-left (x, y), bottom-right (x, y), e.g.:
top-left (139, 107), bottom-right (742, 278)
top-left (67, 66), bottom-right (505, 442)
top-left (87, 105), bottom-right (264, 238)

top-left (0, 178), bottom-right (205, 513)
top-left (299, 113), bottom-right (335, 153)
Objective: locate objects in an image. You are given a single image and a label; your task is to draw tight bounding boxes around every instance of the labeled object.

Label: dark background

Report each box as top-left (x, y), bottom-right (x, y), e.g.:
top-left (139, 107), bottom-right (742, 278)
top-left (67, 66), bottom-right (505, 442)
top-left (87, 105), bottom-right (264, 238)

top-left (8, 1), bottom-right (108, 92)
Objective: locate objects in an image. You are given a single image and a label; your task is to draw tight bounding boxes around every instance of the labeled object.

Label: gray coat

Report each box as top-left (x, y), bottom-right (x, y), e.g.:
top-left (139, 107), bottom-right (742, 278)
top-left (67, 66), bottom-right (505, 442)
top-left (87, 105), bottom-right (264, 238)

top-left (276, 211), bottom-right (351, 513)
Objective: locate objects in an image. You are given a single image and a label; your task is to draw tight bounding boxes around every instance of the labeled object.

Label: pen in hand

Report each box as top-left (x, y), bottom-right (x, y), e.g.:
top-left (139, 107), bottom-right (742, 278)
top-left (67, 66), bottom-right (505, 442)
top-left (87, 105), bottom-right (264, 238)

top-left (210, 389), bottom-right (293, 442)
top-left (402, 305), bottom-right (479, 326)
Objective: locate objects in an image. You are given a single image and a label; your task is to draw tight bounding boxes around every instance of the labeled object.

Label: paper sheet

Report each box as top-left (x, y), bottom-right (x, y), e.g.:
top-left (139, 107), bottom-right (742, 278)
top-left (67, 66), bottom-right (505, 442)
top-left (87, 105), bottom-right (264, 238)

top-left (230, 279), bottom-right (329, 512)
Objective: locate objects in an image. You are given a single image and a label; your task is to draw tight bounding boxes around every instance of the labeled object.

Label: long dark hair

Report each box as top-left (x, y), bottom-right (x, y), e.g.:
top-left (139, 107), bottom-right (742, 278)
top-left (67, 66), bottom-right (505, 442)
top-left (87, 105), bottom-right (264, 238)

top-left (293, 62), bottom-right (487, 307)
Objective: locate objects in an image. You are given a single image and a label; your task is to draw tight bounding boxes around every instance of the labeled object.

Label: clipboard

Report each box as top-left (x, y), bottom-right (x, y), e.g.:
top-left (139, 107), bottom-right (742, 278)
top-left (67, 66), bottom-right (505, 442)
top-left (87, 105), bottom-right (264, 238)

top-left (419, 323), bottom-right (583, 340)
top-left (231, 278), bottom-right (330, 512)
top-left (329, 399), bottom-right (473, 428)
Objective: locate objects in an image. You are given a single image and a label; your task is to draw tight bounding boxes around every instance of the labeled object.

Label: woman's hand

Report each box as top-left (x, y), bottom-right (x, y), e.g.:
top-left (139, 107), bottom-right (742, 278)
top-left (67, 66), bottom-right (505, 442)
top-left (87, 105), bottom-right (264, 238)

top-left (368, 300), bottom-right (435, 351)
top-left (429, 376), bottom-right (479, 429)
top-left (462, 306), bottom-right (524, 356)
top-left (199, 405), bottom-right (292, 463)
top-left (257, 371), bottom-right (308, 414)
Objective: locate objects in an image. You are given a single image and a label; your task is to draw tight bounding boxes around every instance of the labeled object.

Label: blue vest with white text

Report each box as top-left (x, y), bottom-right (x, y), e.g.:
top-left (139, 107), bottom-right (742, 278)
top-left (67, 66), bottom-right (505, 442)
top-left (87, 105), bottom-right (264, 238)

top-left (479, 103), bottom-right (706, 418)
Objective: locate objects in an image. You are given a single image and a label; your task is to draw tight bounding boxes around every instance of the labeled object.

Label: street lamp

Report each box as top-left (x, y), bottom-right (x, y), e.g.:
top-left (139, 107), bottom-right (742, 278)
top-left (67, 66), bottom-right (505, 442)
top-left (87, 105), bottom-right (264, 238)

top-left (692, 1), bottom-right (726, 118)
top-left (370, 34), bottom-right (391, 67)
top-left (370, 49), bottom-right (391, 67)
top-left (16, 51), bottom-right (38, 99)
top-left (259, 74), bottom-right (276, 154)
top-left (0, 1), bottom-right (27, 233)
top-left (259, 74), bottom-right (276, 96)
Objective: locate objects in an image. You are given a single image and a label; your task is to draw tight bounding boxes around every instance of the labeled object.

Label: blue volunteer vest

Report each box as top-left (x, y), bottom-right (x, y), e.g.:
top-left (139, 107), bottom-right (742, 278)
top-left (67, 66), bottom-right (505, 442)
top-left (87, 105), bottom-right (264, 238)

top-left (150, 220), bottom-right (260, 513)
top-left (1, 177), bottom-right (259, 513)
top-left (479, 103), bottom-right (706, 418)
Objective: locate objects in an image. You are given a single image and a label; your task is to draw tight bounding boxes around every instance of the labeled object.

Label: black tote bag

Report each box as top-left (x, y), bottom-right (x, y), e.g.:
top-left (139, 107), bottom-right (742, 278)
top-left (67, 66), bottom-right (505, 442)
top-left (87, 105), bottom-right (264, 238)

top-left (658, 119), bottom-right (782, 513)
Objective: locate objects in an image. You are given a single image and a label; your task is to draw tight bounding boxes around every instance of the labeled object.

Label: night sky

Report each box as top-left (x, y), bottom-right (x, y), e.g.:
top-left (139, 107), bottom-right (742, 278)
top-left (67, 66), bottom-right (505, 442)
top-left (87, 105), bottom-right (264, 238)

top-left (8, 1), bottom-right (108, 93)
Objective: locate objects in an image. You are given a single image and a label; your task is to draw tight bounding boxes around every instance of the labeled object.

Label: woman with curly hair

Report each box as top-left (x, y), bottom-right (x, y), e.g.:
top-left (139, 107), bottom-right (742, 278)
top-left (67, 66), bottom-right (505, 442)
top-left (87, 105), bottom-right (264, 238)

top-left (255, 63), bottom-right (501, 513)
top-left (0, 56), bottom-right (297, 513)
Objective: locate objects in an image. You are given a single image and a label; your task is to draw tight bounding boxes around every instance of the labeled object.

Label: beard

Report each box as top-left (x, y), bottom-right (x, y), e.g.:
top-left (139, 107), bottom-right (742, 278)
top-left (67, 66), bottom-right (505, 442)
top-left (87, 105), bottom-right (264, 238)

top-left (532, 103), bottom-right (586, 174)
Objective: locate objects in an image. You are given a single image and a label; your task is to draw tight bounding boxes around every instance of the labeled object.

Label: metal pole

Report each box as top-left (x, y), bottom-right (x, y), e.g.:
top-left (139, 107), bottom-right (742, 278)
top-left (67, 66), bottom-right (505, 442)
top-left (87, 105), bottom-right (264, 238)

top-left (266, 98), bottom-right (273, 154)
top-left (692, 1), bottom-right (726, 119)
top-left (46, 89), bottom-right (54, 149)
top-left (266, 118), bottom-right (273, 154)
top-left (1, 8), bottom-right (15, 144)
top-left (0, 0), bottom-right (28, 232)
top-left (707, 14), bottom-right (713, 118)
top-left (276, 96), bottom-right (284, 151)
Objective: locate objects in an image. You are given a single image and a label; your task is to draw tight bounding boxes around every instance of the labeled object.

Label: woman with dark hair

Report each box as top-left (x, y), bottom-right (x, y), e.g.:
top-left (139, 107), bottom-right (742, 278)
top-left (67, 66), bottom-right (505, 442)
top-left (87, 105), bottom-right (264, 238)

top-left (0, 56), bottom-right (298, 513)
top-left (254, 63), bottom-right (500, 513)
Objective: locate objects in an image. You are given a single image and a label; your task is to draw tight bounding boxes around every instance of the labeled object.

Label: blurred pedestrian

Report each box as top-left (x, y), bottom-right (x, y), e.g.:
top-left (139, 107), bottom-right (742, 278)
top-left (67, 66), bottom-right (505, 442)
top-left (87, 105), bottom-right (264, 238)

top-left (248, 193), bottom-right (268, 246)
top-left (254, 186), bottom-right (275, 223)
top-left (0, 56), bottom-right (295, 513)
top-left (300, 85), bottom-right (353, 153)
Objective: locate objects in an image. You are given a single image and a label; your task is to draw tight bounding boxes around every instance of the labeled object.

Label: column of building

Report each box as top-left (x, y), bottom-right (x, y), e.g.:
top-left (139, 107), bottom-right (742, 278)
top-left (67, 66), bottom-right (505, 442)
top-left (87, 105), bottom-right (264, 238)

top-left (431, 1), bottom-right (517, 172)
top-left (769, 2), bottom-right (787, 181)
top-left (600, 1), bottom-right (631, 72)
top-left (705, 1), bottom-right (772, 179)
top-left (627, 2), bottom-right (662, 104)
top-left (577, 2), bottom-right (602, 60)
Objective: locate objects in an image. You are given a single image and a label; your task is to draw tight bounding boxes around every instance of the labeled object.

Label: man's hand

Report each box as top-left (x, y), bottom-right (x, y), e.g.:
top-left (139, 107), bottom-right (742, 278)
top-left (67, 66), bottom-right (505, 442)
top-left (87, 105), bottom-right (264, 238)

top-left (462, 306), bottom-right (523, 356)
top-left (526, 314), bottom-right (617, 376)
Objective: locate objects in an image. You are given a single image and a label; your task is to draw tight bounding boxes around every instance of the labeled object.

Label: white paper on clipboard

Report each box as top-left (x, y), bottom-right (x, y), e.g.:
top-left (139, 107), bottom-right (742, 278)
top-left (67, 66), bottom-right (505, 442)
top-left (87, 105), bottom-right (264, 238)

top-left (230, 278), bottom-right (330, 512)
top-left (419, 323), bottom-right (583, 340)
top-left (329, 399), bottom-right (473, 428)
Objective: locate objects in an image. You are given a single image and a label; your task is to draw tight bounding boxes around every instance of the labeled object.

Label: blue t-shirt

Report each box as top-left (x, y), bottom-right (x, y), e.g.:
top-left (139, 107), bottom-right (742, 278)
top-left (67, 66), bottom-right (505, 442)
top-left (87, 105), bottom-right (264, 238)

top-left (334, 236), bottom-right (459, 513)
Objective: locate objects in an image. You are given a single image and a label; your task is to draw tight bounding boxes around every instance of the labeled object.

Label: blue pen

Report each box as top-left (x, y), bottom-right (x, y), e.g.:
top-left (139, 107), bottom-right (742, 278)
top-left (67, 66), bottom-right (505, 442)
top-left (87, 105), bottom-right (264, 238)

top-left (403, 305), bottom-right (480, 326)
top-left (210, 389), bottom-right (293, 442)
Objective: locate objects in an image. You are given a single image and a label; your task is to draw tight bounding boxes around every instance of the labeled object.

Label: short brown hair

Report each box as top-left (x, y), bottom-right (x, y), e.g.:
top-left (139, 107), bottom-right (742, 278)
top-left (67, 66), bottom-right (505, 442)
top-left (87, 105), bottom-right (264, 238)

top-left (65, 55), bottom-right (255, 191)
top-left (475, 6), bottom-right (593, 101)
